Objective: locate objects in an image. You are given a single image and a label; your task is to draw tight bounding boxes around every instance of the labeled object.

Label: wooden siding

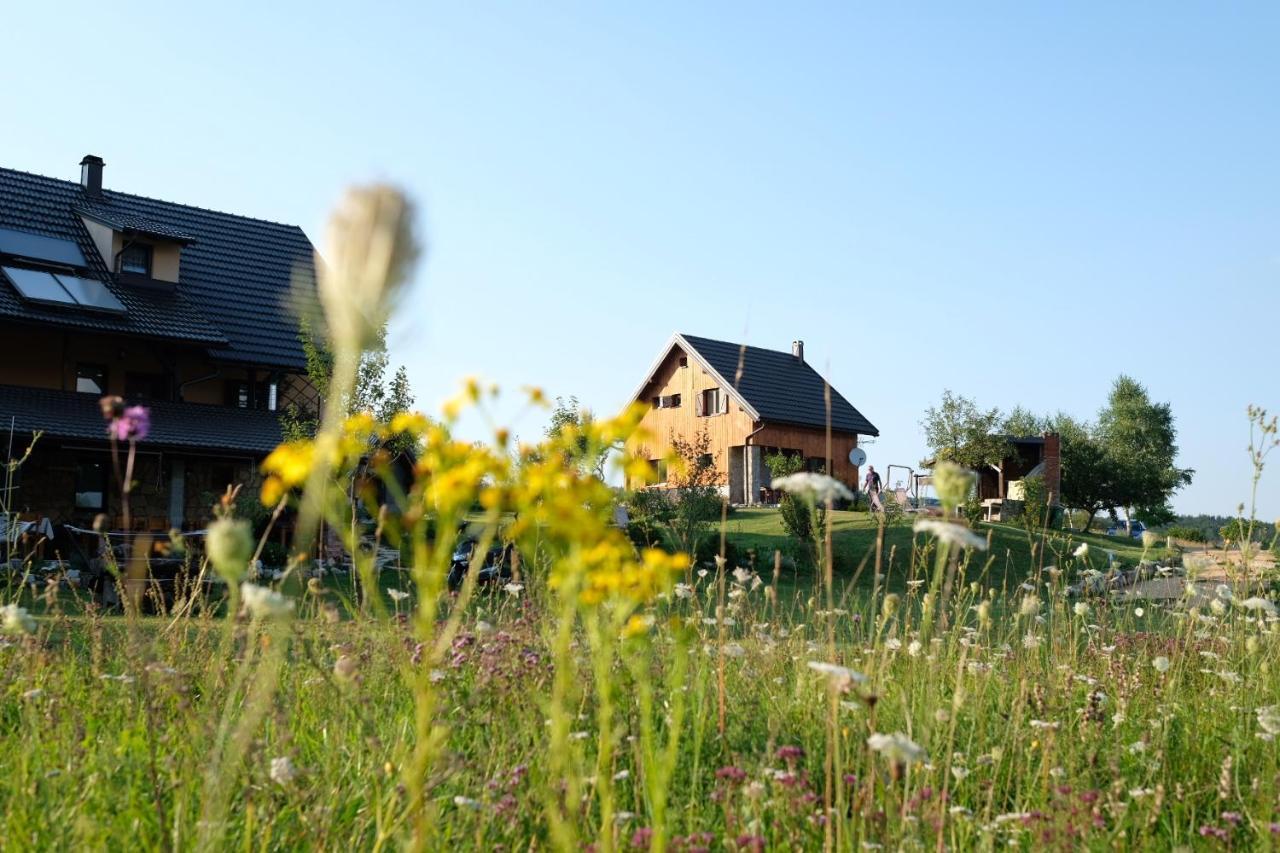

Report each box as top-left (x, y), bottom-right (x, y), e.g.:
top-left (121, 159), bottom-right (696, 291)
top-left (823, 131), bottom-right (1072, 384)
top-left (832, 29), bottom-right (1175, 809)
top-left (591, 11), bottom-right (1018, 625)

top-left (626, 346), bottom-right (754, 488)
top-left (751, 424), bottom-right (860, 487)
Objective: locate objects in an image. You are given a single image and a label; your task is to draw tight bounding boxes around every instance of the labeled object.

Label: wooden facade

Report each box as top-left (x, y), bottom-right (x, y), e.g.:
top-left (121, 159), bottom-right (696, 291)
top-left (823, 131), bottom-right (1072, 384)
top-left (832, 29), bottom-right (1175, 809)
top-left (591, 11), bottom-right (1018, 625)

top-left (625, 336), bottom-right (874, 505)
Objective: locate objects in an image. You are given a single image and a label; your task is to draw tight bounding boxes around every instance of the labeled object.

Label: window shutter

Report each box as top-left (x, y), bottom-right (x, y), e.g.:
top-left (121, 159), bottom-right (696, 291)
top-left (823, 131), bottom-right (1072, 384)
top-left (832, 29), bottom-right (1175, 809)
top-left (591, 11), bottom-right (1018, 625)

top-left (695, 394), bottom-right (705, 416)
top-left (719, 393), bottom-right (729, 414)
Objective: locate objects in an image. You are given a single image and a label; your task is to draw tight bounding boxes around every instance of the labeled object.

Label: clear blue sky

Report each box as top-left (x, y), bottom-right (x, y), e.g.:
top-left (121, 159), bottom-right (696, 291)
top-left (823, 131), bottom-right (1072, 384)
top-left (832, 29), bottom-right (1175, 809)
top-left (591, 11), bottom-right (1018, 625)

top-left (6, 2), bottom-right (1278, 518)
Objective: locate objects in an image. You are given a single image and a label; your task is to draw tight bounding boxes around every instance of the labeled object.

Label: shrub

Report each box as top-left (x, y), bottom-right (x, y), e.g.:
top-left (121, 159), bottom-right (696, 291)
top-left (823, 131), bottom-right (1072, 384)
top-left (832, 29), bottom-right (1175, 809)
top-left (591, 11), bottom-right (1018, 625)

top-left (764, 452), bottom-right (824, 568)
top-left (1162, 525), bottom-right (1205, 543)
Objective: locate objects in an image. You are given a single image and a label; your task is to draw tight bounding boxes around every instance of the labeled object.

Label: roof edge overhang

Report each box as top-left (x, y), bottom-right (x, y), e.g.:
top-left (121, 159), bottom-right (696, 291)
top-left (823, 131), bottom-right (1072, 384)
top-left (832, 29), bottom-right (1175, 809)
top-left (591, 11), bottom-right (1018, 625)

top-left (626, 333), bottom-right (760, 420)
top-left (0, 315), bottom-right (230, 348)
top-left (75, 207), bottom-right (197, 245)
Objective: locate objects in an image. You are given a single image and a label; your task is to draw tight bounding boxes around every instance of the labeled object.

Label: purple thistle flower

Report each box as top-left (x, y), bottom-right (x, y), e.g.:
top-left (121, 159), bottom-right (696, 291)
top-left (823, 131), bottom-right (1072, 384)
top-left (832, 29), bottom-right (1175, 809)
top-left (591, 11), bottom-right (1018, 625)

top-left (715, 766), bottom-right (747, 784)
top-left (776, 745), bottom-right (805, 762)
top-left (108, 405), bottom-right (150, 441)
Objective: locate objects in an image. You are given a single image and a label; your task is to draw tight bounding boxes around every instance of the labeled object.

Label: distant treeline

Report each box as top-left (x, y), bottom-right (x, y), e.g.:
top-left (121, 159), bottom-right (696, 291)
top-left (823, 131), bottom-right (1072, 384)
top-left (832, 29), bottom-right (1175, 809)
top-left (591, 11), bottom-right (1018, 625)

top-left (1160, 514), bottom-right (1275, 544)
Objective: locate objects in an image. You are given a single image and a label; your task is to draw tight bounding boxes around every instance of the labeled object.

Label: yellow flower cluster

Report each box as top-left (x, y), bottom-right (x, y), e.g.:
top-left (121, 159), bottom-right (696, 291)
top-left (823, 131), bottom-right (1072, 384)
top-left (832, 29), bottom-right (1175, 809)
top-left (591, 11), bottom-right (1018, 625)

top-left (259, 392), bottom-right (686, 608)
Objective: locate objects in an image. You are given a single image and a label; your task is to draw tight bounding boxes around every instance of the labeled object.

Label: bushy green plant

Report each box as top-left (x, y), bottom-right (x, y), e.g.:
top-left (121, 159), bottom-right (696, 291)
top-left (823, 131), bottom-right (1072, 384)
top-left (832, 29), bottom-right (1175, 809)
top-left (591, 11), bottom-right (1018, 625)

top-left (1015, 474), bottom-right (1050, 534)
top-left (1162, 524), bottom-right (1206, 543)
top-left (764, 452), bottom-right (825, 567)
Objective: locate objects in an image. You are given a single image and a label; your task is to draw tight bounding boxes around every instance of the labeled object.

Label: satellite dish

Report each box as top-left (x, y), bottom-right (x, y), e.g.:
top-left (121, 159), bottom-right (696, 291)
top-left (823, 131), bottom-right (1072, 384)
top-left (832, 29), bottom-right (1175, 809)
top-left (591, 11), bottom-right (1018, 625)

top-left (847, 447), bottom-right (867, 467)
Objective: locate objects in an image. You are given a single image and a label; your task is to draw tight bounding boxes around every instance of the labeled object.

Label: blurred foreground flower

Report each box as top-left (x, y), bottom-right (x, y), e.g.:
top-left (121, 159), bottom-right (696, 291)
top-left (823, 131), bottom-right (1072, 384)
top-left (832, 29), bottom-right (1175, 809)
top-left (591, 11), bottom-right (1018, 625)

top-left (931, 462), bottom-right (976, 513)
top-left (913, 519), bottom-right (987, 551)
top-left (1, 603), bottom-right (36, 635)
top-left (207, 518), bottom-right (255, 583)
top-left (240, 583), bottom-right (294, 619)
top-left (318, 185), bottom-right (418, 357)
top-left (807, 660), bottom-right (868, 689)
top-left (1238, 596), bottom-right (1277, 615)
top-left (772, 472), bottom-right (853, 504)
top-left (101, 401), bottom-right (150, 442)
top-left (270, 756), bottom-right (299, 785)
top-left (867, 732), bottom-right (926, 766)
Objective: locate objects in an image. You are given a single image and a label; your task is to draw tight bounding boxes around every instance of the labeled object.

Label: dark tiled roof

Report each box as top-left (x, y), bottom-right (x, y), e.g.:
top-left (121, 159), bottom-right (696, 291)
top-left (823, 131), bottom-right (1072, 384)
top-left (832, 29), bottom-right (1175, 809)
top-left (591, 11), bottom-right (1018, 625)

top-left (76, 205), bottom-right (197, 243)
top-left (0, 166), bottom-right (318, 370)
top-left (0, 385), bottom-right (282, 455)
top-left (675, 333), bottom-right (879, 436)
top-left (0, 172), bottom-right (228, 347)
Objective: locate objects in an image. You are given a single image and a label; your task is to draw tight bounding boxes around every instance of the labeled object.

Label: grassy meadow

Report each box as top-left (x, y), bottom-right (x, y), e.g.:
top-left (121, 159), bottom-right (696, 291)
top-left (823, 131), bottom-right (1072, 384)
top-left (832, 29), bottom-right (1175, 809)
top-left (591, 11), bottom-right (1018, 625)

top-left (3, 505), bottom-right (1278, 850)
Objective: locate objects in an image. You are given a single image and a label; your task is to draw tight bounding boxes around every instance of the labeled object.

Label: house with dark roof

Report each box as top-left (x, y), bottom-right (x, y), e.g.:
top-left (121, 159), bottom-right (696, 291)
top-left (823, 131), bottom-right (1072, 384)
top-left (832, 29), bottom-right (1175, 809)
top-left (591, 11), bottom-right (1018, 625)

top-left (0, 154), bottom-right (318, 532)
top-left (625, 333), bottom-right (878, 504)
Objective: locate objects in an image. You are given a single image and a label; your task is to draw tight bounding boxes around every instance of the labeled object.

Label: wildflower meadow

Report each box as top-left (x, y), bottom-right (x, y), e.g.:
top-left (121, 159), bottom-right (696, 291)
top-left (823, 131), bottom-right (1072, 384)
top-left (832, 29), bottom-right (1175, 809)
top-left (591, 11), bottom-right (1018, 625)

top-left (2, 186), bottom-right (1278, 851)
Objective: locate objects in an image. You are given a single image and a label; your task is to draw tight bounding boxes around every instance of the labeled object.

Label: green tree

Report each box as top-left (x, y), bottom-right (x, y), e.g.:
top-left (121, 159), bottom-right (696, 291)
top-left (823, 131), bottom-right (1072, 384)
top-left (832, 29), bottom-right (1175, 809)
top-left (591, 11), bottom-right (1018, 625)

top-left (921, 391), bottom-right (1010, 471)
top-left (545, 396), bottom-right (612, 479)
top-left (664, 429), bottom-right (724, 557)
top-left (281, 319), bottom-right (416, 450)
top-left (1001, 405), bottom-right (1046, 438)
top-left (1096, 376), bottom-right (1193, 527)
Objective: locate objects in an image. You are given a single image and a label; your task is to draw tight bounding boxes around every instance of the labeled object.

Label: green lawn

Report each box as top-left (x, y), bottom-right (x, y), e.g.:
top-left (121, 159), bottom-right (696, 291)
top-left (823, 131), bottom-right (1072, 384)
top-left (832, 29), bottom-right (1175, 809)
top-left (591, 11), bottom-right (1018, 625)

top-left (718, 507), bottom-right (1154, 593)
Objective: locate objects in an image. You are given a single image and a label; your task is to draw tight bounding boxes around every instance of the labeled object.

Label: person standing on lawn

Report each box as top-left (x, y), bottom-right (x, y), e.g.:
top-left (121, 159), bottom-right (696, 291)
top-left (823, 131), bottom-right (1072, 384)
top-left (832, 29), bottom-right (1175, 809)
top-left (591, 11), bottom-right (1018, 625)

top-left (863, 465), bottom-right (883, 513)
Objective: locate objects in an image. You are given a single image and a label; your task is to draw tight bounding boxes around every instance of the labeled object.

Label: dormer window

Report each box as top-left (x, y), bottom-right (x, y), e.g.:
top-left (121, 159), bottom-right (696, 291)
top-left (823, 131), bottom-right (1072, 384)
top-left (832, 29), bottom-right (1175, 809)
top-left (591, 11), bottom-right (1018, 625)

top-left (120, 243), bottom-right (152, 277)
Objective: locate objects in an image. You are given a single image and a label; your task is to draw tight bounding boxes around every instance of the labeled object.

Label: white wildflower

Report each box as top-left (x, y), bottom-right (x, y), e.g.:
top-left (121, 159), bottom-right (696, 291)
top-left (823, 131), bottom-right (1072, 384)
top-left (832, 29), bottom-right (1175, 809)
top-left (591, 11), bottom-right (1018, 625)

top-left (1, 603), bottom-right (36, 635)
top-left (674, 583), bottom-right (694, 600)
top-left (772, 472), bottom-right (854, 504)
top-left (1210, 598), bottom-right (1228, 616)
top-left (1238, 597), bottom-right (1277, 615)
top-left (867, 732), bottom-right (926, 766)
top-left (503, 582), bottom-right (524, 597)
top-left (1256, 705), bottom-right (1280, 738)
top-left (269, 756), bottom-right (299, 785)
top-left (453, 795), bottom-right (482, 809)
top-left (912, 519), bottom-right (988, 551)
top-left (807, 660), bottom-right (869, 688)
top-left (387, 588), bottom-right (410, 603)
top-left (907, 640), bottom-right (923, 657)
top-left (1152, 656), bottom-right (1171, 673)
top-left (732, 567), bottom-right (753, 585)
top-left (1073, 602), bottom-right (1090, 618)
top-left (884, 637), bottom-right (902, 651)
top-left (240, 583), bottom-right (294, 619)
top-left (1134, 607), bottom-right (1145, 617)
top-left (1019, 595), bottom-right (1041, 617)
top-left (1073, 543), bottom-right (1089, 558)
top-left (723, 643), bottom-right (746, 658)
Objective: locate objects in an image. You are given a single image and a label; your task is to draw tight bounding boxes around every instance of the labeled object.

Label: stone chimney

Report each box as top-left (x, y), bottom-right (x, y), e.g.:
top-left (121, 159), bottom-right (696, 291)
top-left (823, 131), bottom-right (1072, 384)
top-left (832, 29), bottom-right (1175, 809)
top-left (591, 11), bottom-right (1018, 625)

top-left (80, 155), bottom-right (105, 198)
top-left (792, 340), bottom-right (804, 362)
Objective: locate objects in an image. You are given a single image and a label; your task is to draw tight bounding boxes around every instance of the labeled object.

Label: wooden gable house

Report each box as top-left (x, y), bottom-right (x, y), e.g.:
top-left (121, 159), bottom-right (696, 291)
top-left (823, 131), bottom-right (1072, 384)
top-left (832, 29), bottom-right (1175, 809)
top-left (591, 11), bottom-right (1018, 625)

top-left (625, 333), bottom-right (878, 505)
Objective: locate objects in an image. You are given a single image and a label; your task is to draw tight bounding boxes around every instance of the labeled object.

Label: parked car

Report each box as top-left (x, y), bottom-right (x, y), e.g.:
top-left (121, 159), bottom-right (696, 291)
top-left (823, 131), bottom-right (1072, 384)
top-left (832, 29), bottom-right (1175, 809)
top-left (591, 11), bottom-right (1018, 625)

top-left (447, 538), bottom-right (518, 592)
top-left (1106, 520), bottom-right (1147, 539)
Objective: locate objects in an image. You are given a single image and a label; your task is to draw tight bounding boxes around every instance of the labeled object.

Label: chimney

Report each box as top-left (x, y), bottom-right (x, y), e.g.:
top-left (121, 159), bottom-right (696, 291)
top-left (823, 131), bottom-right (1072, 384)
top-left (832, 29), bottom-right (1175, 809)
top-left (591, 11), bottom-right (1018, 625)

top-left (792, 340), bottom-right (804, 361)
top-left (80, 155), bottom-right (105, 198)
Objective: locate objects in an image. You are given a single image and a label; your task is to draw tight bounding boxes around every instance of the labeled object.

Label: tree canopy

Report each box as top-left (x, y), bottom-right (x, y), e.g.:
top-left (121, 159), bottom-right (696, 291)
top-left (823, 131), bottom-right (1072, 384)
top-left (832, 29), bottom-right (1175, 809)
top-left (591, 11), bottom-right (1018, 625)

top-left (920, 391), bottom-right (1009, 471)
top-left (921, 378), bottom-right (1192, 532)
